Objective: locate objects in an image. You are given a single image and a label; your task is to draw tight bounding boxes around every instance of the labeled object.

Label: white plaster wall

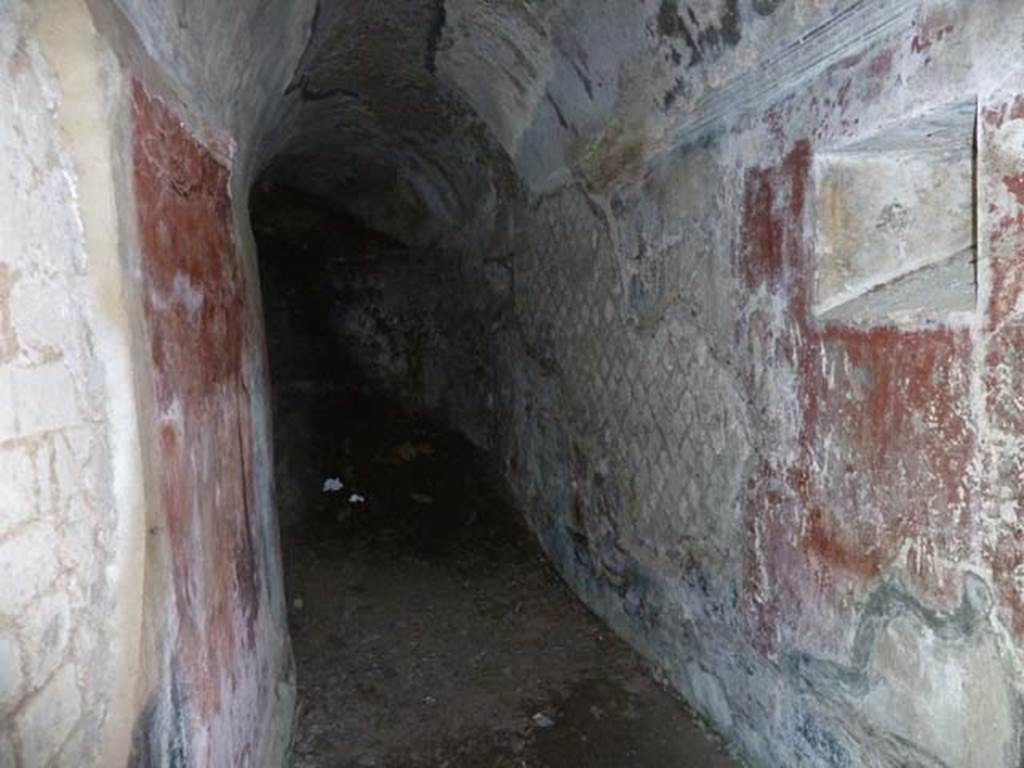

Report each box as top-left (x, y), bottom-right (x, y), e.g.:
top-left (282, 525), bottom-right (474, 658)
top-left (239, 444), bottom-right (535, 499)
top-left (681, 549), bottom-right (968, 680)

top-left (0, 1), bottom-right (147, 765)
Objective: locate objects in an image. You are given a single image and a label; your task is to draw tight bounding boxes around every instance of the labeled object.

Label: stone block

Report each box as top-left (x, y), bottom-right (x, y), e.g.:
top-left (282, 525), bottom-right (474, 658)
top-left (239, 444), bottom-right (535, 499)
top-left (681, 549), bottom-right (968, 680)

top-left (58, 497), bottom-right (99, 592)
top-left (48, 429), bottom-right (95, 519)
top-left (0, 629), bottom-right (23, 711)
top-left (21, 591), bottom-right (71, 689)
top-left (0, 524), bottom-right (60, 614)
top-left (15, 664), bottom-right (81, 768)
top-left (0, 443), bottom-right (37, 533)
top-left (9, 276), bottom-right (70, 363)
top-left (0, 368), bottom-right (15, 439)
top-left (7, 363), bottom-right (81, 437)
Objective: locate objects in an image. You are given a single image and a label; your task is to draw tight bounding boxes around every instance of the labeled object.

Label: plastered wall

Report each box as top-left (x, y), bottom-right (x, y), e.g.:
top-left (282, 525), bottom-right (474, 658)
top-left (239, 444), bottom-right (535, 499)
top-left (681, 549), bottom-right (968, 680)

top-left (8, 1), bottom-right (1024, 766)
top-left (0, 1), bottom-right (146, 765)
top-left (1, 0), bottom-right (304, 764)
top-left (127, 80), bottom-right (294, 767)
top-left (241, 2), bottom-right (1024, 764)
top-left (492, 3), bottom-right (1024, 766)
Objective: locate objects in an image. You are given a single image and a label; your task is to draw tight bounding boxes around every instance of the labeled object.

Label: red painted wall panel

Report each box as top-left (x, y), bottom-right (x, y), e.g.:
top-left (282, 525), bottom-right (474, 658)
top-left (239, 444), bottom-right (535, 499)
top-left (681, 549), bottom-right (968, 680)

top-left (132, 80), bottom-right (264, 764)
top-left (739, 140), bottom-right (978, 656)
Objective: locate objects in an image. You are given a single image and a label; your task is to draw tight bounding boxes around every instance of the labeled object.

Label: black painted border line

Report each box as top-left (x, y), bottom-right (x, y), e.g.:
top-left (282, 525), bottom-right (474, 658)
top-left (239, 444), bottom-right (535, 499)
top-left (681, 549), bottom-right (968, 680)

top-left (663, 0), bottom-right (918, 151)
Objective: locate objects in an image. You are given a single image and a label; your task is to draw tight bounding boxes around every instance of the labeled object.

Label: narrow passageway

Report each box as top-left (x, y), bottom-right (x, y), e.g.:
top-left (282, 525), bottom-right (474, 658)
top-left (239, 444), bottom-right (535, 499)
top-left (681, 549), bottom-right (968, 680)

top-left (11, 5), bottom-right (1024, 767)
top-left (280, 391), bottom-right (737, 768)
top-left (253, 190), bottom-right (738, 768)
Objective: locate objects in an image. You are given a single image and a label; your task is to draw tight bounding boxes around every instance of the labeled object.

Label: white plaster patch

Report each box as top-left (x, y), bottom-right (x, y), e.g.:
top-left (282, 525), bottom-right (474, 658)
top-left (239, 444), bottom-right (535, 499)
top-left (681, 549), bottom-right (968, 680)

top-left (9, 275), bottom-right (71, 362)
top-left (0, 629), bottom-right (24, 710)
top-left (58, 496), bottom-right (99, 587)
top-left (8, 362), bottom-right (81, 436)
top-left (862, 614), bottom-right (1016, 767)
top-left (15, 663), bottom-right (81, 767)
top-left (0, 523), bottom-right (60, 613)
top-left (21, 590), bottom-right (72, 688)
top-left (48, 429), bottom-right (93, 518)
top-left (0, 367), bottom-right (16, 438)
top-left (0, 443), bottom-right (38, 533)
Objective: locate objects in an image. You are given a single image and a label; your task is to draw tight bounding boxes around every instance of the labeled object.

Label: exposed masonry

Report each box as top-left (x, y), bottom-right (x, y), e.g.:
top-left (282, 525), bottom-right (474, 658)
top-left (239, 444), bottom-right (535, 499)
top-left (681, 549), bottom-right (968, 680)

top-left (0, 6), bottom-right (119, 765)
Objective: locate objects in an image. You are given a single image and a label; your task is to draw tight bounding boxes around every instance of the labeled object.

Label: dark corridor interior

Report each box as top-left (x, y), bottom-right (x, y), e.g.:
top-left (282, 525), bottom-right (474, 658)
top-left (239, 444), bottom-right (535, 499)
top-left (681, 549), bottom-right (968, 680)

top-left (250, 186), bottom-right (738, 768)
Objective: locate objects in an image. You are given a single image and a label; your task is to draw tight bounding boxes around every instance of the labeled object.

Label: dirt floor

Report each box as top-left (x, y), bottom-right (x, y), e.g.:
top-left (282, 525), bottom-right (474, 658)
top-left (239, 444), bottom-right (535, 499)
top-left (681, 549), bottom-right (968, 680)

top-left (279, 390), bottom-right (739, 768)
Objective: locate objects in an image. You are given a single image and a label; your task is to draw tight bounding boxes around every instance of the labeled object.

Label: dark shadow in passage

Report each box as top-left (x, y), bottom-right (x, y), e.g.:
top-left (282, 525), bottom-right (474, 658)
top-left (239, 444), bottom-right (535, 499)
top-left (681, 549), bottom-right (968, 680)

top-left (249, 184), bottom-right (738, 768)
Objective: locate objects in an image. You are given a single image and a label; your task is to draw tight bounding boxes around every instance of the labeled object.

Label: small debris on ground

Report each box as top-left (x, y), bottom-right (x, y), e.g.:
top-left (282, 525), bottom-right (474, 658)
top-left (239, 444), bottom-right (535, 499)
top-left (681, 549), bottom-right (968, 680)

top-left (322, 477), bottom-right (345, 492)
top-left (532, 713), bottom-right (556, 729)
top-left (285, 393), bottom-right (737, 768)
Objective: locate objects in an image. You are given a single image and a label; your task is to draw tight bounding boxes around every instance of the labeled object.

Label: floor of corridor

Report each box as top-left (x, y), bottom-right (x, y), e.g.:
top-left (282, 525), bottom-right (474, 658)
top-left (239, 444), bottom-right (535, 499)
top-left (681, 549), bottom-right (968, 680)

top-left (280, 391), bottom-right (738, 767)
